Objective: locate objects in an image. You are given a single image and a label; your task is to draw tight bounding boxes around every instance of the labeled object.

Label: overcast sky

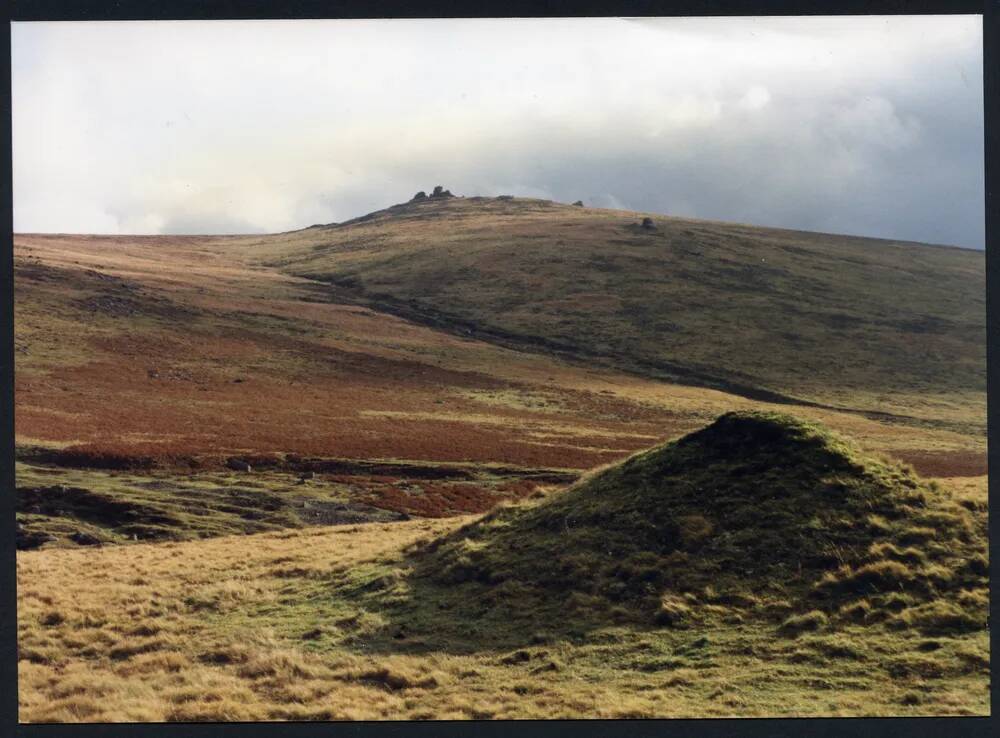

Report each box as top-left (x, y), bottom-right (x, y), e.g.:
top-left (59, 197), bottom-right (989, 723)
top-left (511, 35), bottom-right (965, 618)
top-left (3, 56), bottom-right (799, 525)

top-left (12, 16), bottom-right (984, 248)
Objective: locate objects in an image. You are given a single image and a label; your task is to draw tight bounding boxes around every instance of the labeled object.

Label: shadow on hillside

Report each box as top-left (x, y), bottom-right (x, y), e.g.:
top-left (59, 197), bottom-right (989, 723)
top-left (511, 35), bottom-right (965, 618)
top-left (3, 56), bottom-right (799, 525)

top-left (341, 549), bottom-right (659, 657)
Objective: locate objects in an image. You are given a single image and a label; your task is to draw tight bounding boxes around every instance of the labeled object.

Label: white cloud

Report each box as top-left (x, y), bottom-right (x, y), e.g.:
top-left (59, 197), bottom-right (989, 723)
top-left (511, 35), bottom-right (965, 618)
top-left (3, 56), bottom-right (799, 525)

top-left (11, 16), bottom-right (984, 248)
top-left (739, 86), bottom-right (771, 111)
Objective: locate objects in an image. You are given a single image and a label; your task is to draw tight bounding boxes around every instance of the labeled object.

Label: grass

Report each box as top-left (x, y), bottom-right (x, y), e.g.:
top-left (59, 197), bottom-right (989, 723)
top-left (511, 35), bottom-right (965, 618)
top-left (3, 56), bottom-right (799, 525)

top-left (18, 412), bottom-right (986, 721)
top-left (17, 497), bottom-right (988, 720)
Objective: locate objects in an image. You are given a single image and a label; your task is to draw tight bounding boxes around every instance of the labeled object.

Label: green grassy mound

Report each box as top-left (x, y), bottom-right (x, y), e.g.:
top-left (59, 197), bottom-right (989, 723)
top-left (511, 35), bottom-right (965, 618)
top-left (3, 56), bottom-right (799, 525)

top-left (411, 411), bottom-right (987, 638)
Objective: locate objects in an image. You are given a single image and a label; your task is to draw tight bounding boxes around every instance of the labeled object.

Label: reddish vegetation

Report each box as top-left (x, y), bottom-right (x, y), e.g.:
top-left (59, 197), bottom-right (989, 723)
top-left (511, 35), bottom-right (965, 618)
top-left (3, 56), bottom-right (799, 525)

top-left (14, 235), bottom-right (683, 473)
top-left (14, 233), bottom-right (986, 511)
top-left (892, 450), bottom-right (988, 478)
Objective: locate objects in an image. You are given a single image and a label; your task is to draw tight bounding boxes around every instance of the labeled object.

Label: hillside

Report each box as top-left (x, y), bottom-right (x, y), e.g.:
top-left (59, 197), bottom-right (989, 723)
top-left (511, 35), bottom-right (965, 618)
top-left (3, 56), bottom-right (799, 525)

top-left (13, 197), bottom-right (988, 552)
top-left (13, 195), bottom-right (989, 720)
top-left (242, 195), bottom-right (985, 428)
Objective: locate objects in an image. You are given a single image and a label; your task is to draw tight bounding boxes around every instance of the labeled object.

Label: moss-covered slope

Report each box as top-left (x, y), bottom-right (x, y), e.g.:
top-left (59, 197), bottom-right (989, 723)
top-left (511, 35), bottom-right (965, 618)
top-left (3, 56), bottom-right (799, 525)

top-left (415, 411), bottom-right (987, 636)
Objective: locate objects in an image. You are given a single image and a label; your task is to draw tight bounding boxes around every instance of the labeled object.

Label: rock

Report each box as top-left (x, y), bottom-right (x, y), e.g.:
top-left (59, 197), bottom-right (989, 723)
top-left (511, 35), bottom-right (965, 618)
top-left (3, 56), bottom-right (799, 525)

top-left (430, 186), bottom-right (454, 199)
top-left (69, 531), bottom-right (101, 546)
top-left (412, 191), bottom-right (427, 200)
top-left (641, 217), bottom-right (656, 230)
top-left (573, 200), bottom-right (584, 206)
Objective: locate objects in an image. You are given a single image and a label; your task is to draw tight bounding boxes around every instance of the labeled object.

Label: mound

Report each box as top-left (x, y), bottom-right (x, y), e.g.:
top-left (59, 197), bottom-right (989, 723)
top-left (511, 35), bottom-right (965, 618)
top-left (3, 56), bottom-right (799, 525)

top-left (418, 412), bottom-right (987, 635)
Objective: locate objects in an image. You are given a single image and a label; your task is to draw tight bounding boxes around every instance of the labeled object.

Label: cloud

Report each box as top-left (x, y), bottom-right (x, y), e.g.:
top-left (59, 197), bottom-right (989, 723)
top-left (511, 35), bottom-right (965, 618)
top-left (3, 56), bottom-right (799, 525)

top-left (739, 86), bottom-right (771, 112)
top-left (12, 16), bottom-right (984, 248)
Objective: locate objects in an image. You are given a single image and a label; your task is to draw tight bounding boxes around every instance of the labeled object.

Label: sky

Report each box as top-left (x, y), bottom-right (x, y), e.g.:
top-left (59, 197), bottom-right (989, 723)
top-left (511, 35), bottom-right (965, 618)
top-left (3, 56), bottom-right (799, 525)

top-left (11, 16), bottom-right (985, 248)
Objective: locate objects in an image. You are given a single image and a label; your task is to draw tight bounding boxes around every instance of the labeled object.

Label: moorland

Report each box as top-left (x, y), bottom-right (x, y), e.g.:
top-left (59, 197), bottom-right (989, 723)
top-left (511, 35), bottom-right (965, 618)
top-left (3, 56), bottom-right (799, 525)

top-left (14, 193), bottom-right (988, 719)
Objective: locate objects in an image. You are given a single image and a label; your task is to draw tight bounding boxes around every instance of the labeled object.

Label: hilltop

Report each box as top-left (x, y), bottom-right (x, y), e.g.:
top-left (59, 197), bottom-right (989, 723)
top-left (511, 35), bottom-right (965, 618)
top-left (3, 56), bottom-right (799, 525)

top-left (240, 193), bottom-right (984, 427)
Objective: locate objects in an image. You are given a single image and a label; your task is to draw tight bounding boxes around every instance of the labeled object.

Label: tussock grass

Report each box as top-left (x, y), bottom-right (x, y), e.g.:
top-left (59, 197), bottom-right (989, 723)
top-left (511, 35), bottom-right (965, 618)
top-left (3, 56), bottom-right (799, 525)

top-left (779, 611), bottom-right (829, 637)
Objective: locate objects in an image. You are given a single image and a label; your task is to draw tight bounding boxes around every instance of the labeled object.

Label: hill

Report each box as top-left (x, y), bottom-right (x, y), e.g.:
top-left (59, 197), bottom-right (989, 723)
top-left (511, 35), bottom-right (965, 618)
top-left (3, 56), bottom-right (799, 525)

top-left (244, 195), bottom-right (985, 428)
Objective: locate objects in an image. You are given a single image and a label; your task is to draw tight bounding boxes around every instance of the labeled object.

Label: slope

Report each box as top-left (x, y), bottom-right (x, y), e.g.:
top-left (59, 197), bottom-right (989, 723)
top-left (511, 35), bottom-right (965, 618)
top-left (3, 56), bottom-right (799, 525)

top-left (247, 195), bottom-right (985, 427)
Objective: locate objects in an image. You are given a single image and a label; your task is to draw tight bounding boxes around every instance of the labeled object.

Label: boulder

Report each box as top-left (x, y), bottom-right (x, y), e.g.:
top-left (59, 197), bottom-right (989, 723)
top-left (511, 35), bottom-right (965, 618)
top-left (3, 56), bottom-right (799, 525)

top-left (69, 531), bottom-right (101, 546)
top-left (430, 186), bottom-right (455, 199)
